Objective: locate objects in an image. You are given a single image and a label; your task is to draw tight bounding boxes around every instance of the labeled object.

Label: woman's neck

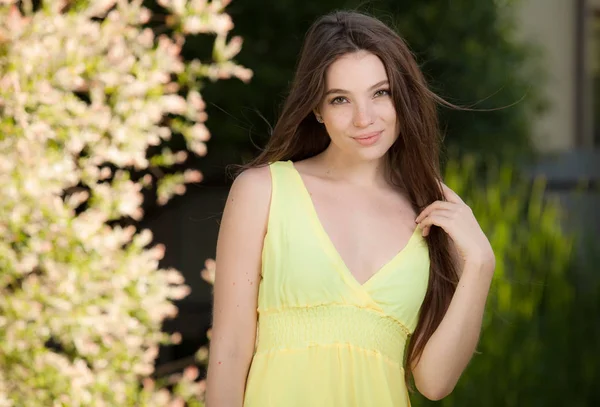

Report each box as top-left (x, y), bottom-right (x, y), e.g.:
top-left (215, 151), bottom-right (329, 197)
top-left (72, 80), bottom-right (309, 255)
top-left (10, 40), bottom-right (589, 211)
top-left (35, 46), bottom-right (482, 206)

top-left (314, 147), bottom-right (389, 188)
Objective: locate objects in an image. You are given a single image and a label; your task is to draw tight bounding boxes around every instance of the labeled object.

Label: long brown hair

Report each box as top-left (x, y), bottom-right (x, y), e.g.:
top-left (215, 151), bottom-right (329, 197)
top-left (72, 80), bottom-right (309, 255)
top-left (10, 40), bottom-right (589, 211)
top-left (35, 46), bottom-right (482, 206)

top-left (237, 10), bottom-right (459, 388)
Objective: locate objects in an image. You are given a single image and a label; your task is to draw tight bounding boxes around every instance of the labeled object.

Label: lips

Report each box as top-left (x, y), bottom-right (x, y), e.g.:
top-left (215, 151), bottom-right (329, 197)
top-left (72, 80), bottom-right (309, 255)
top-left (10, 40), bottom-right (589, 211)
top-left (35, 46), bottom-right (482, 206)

top-left (353, 130), bottom-right (383, 146)
top-left (355, 131), bottom-right (382, 140)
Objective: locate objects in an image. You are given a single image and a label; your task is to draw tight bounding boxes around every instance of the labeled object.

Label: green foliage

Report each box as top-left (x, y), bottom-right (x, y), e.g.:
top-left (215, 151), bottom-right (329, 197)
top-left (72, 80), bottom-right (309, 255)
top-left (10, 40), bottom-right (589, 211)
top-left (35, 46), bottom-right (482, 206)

top-left (409, 156), bottom-right (600, 406)
top-left (379, 0), bottom-right (544, 156)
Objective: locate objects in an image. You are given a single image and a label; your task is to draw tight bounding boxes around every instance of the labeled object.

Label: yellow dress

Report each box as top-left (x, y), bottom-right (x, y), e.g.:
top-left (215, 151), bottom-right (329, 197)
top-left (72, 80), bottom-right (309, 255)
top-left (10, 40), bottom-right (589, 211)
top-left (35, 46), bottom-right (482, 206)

top-left (243, 160), bottom-right (430, 407)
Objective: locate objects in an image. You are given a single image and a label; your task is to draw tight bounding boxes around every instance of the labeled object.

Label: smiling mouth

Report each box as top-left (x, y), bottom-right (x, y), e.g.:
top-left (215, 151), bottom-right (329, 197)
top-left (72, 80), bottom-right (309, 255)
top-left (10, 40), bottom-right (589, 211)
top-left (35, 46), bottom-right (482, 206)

top-left (354, 131), bottom-right (383, 140)
top-left (352, 130), bottom-right (382, 146)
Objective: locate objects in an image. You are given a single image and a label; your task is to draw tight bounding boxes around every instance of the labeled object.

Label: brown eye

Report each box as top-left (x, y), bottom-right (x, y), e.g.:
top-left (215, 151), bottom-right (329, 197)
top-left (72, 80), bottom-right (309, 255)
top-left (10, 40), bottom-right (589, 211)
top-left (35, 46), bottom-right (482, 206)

top-left (374, 89), bottom-right (390, 97)
top-left (330, 96), bottom-right (348, 105)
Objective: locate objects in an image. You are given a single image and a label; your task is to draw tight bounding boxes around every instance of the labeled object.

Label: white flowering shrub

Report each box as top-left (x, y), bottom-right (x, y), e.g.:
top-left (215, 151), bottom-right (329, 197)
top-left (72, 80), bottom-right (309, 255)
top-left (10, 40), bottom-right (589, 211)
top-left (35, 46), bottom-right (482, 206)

top-left (0, 0), bottom-right (250, 405)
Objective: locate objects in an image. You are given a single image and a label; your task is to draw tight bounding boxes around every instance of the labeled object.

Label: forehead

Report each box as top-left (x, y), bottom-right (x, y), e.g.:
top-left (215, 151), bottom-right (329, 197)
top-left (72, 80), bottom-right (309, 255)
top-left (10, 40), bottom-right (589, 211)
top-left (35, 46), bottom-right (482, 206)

top-left (325, 50), bottom-right (388, 90)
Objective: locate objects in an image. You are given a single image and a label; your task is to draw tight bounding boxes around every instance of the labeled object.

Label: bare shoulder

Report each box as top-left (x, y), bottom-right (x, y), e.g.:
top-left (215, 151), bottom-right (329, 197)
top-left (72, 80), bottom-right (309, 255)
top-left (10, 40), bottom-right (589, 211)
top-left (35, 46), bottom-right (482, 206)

top-left (219, 165), bottom-right (273, 244)
top-left (215, 164), bottom-right (273, 283)
top-left (228, 165), bottom-right (272, 207)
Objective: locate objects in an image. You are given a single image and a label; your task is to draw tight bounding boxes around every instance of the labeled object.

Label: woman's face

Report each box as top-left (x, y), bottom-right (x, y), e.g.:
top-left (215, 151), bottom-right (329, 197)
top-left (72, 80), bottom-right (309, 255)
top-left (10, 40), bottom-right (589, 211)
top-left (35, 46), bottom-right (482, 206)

top-left (317, 50), bottom-right (399, 161)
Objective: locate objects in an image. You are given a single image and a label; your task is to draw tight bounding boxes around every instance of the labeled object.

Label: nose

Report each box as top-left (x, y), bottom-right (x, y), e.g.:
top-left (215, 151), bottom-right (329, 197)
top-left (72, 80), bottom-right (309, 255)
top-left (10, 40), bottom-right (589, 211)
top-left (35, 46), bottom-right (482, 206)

top-left (352, 101), bottom-right (375, 128)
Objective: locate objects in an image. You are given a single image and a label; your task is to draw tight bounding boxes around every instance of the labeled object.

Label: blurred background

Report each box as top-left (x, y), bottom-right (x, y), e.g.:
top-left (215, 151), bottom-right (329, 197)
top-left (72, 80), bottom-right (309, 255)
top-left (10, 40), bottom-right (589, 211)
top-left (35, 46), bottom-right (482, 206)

top-left (1, 0), bottom-right (599, 405)
top-left (148, 0), bottom-right (600, 405)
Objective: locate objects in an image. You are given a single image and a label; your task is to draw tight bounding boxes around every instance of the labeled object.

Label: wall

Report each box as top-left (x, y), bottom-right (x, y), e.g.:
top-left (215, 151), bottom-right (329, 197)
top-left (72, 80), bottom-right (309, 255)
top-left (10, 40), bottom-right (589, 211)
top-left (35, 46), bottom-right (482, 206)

top-left (516, 0), bottom-right (577, 152)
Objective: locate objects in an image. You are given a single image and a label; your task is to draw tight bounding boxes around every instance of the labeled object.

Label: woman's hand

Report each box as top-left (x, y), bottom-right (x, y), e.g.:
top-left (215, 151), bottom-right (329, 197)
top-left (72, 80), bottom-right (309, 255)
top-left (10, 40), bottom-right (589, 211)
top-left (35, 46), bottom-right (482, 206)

top-left (415, 184), bottom-right (495, 272)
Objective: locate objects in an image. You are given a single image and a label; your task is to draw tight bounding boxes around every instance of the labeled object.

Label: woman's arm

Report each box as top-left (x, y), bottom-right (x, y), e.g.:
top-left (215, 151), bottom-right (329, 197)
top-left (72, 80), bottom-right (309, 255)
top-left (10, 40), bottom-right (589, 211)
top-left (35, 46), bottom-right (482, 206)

top-left (411, 184), bottom-right (496, 401)
top-left (205, 166), bottom-right (272, 407)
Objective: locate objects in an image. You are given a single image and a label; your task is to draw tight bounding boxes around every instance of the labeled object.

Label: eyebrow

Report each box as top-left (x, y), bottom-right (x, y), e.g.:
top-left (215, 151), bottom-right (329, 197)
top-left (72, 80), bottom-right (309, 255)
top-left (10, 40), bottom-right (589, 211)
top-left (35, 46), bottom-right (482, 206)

top-left (324, 80), bottom-right (390, 96)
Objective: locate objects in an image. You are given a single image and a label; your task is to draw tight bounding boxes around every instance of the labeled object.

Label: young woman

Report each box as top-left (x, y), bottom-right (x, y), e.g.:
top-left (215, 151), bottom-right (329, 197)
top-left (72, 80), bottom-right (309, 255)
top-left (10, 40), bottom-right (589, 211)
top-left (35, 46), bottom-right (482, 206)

top-left (205, 10), bottom-right (495, 407)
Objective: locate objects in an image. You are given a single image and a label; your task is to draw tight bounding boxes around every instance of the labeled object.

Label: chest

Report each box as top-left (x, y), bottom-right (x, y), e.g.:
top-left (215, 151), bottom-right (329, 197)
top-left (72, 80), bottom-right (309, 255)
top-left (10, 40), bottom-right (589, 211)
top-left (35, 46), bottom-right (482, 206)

top-left (303, 179), bottom-right (418, 284)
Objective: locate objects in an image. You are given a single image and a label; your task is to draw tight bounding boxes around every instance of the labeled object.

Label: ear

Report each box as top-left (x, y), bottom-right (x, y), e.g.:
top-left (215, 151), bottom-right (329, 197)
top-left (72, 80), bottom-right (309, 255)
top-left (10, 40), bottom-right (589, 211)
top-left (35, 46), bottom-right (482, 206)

top-left (313, 109), bottom-right (323, 123)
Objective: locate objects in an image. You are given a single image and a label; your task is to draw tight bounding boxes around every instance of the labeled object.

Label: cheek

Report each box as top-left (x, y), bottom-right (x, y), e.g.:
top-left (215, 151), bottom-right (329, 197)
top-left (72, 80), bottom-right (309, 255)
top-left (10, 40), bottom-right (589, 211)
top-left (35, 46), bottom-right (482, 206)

top-left (381, 103), bottom-right (397, 123)
top-left (324, 108), bottom-right (354, 133)
top-left (379, 104), bottom-right (399, 141)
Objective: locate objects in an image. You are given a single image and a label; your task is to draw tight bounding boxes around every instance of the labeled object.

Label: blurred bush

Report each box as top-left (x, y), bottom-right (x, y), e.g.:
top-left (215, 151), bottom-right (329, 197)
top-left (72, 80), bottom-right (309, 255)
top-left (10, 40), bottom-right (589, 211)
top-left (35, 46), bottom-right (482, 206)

top-left (411, 156), bottom-right (600, 406)
top-left (0, 0), bottom-right (249, 405)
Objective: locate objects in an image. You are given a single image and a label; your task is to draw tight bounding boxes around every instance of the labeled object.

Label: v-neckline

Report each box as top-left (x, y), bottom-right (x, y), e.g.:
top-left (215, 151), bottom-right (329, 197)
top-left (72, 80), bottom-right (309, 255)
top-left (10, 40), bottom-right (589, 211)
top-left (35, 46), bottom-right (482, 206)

top-left (288, 161), bottom-right (421, 288)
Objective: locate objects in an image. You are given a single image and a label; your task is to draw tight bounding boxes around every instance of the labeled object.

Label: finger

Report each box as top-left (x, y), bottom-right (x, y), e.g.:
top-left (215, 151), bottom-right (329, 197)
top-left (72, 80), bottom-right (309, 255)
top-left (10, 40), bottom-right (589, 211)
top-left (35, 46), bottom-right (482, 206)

top-left (418, 213), bottom-right (452, 236)
top-left (419, 212), bottom-right (453, 224)
top-left (441, 183), bottom-right (464, 204)
top-left (415, 201), bottom-right (456, 223)
top-left (416, 207), bottom-right (454, 225)
top-left (421, 224), bottom-right (439, 237)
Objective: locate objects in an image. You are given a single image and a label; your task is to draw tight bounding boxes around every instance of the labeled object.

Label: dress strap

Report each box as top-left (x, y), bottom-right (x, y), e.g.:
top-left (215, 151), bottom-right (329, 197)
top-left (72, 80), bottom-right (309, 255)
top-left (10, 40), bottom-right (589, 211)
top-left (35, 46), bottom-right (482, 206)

top-left (267, 159), bottom-right (298, 206)
top-left (265, 160), bottom-right (302, 234)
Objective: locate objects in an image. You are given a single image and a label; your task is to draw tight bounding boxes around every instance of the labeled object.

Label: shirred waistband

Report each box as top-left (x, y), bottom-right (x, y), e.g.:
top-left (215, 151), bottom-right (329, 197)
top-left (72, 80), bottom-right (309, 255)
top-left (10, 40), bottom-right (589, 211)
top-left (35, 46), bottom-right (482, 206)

top-left (255, 305), bottom-right (408, 364)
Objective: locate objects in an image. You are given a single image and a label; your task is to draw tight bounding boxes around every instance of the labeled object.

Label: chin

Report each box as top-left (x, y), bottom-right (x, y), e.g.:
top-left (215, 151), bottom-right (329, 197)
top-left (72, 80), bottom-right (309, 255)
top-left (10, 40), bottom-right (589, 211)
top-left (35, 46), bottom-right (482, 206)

top-left (355, 145), bottom-right (391, 162)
